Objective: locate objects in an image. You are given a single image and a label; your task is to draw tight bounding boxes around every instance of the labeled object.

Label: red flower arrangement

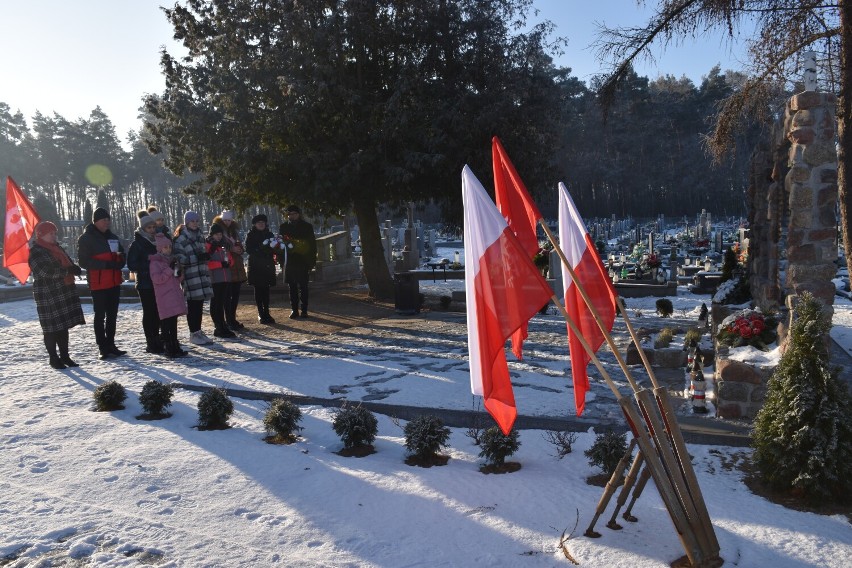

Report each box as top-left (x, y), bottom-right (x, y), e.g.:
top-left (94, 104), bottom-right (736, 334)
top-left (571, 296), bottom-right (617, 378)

top-left (716, 309), bottom-right (776, 350)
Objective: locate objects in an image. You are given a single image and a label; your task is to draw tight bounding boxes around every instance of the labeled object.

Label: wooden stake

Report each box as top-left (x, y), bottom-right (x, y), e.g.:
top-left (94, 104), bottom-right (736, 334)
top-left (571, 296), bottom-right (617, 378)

top-left (607, 449), bottom-right (645, 530)
top-left (584, 438), bottom-right (637, 538)
top-left (623, 465), bottom-right (652, 522)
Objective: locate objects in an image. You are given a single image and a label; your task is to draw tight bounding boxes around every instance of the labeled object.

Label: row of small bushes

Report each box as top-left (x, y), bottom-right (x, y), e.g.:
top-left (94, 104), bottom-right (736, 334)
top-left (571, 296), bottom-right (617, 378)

top-left (93, 380), bottom-right (623, 472)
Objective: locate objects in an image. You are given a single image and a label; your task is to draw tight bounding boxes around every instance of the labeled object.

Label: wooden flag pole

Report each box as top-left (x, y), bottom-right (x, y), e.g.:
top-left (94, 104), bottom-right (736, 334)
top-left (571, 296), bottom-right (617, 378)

top-left (546, 293), bottom-right (704, 566)
top-left (606, 449), bottom-right (645, 530)
top-left (540, 221), bottom-right (720, 565)
top-left (623, 465), bottom-right (653, 522)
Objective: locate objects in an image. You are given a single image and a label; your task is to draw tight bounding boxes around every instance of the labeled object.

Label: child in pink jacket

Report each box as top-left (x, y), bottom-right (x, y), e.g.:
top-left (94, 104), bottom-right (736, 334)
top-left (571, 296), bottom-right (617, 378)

top-left (150, 233), bottom-right (188, 357)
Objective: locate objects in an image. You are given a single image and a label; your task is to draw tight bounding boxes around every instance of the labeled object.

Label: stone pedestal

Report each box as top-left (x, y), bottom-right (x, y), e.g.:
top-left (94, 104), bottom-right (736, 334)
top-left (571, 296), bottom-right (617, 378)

top-left (714, 350), bottom-right (775, 419)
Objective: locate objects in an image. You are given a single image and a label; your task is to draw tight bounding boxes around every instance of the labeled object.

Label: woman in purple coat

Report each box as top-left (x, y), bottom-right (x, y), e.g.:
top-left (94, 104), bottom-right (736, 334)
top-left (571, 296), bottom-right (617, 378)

top-left (150, 234), bottom-right (188, 357)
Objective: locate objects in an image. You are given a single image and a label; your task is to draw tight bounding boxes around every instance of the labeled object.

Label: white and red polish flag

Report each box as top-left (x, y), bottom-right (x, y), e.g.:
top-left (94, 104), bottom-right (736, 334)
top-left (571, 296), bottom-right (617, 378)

top-left (463, 166), bottom-right (553, 434)
top-left (558, 182), bottom-right (617, 415)
top-left (3, 177), bottom-right (41, 284)
top-left (492, 136), bottom-right (542, 360)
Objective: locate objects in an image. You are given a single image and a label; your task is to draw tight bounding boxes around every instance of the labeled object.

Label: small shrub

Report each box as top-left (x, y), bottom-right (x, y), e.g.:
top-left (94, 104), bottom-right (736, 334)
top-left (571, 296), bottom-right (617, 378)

top-left (479, 427), bottom-right (521, 466)
top-left (585, 430), bottom-right (628, 476)
top-left (464, 397), bottom-right (486, 445)
top-left (197, 387), bottom-right (234, 430)
top-left (683, 327), bottom-right (702, 347)
top-left (263, 398), bottom-right (302, 441)
top-left (93, 380), bottom-right (127, 411)
top-left (138, 380), bottom-right (174, 416)
top-left (404, 415), bottom-right (450, 459)
top-left (439, 295), bottom-right (452, 309)
top-left (654, 327), bottom-right (674, 349)
top-left (655, 298), bottom-right (674, 318)
top-left (332, 403), bottom-right (378, 449)
top-left (752, 291), bottom-right (852, 504)
top-left (543, 429), bottom-right (577, 459)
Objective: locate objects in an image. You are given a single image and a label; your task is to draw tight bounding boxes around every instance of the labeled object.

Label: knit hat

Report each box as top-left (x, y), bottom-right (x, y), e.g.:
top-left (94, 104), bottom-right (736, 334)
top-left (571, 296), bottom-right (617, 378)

top-left (184, 211), bottom-right (201, 224)
top-left (155, 233), bottom-right (172, 251)
top-left (93, 208), bottom-right (110, 223)
top-left (148, 210), bottom-right (165, 223)
top-left (138, 215), bottom-right (155, 230)
top-left (251, 214), bottom-right (268, 225)
top-left (35, 221), bottom-right (58, 238)
top-left (209, 224), bottom-right (224, 236)
top-left (286, 205), bottom-right (301, 214)
top-left (221, 210), bottom-right (235, 221)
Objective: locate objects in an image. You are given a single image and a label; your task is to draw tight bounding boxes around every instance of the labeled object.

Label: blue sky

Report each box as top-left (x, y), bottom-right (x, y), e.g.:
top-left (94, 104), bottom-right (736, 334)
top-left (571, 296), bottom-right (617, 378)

top-left (0, 1), bottom-right (748, 144)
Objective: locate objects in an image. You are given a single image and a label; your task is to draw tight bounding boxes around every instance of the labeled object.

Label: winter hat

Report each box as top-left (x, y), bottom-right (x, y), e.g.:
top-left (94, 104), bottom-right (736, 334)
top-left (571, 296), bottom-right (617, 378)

top-left (286, 205), bottom-right (301, 214)
top-left (209, 224), bottom-right (224, 237)
top-left (35, 221), bottom-right (58, 238)
top-left (221, 210), bottom-right (235, 221)
top-left (138, 215), bottom-right (155, 230)
top-left (251, 214), bottom-right (268, 225)
top-left (148, 210), bottom-right (165, 223)
top-left (155, 233), bottom-right (172, 251)
top-left (93, 207), bottom-right (110, 223)
top-left (184, 211), bottom-right (201, 224)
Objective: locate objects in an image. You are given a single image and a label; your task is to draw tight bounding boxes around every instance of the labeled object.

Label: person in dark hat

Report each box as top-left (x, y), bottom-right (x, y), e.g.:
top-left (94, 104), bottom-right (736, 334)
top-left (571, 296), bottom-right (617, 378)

top-left (77, 207), bottom-right (127, 359)
top-left (279, 205), bottom-right (317, 318)
top-left (244, 213), bottom-right (277, 323)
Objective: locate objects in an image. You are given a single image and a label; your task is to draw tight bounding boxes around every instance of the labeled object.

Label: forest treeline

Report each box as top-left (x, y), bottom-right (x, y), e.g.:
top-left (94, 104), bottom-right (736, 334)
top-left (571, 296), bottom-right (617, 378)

top-left (0, 64), bottom-right (762, 242)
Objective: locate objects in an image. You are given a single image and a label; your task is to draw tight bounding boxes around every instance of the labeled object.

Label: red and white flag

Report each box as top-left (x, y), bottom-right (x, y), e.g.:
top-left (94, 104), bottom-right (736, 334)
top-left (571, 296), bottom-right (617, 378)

top-left (492, 136), bottom-right (543, 359)
top-left (3, 177), bottom-right (41, 284)
top-left (463, 166), bottom-right (553, 434)
top-left (558, 182), bottom-right (617, 416)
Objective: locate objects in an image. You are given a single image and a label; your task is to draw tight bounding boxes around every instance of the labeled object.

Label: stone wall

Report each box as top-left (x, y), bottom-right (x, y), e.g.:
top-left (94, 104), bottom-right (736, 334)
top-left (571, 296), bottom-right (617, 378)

top-left (714, 350), bottom-right (775, 419)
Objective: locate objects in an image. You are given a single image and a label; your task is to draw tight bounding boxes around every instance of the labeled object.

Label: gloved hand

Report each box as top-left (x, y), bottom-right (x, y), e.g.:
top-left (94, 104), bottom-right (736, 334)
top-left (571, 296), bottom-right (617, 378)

top-left (198, 252), bottom-right (211, 262)
top-left (169, 258), bottom-right (178, 269)
top-left (221, 260), bottom-right (230, 268)
top-left (67, 265), bottom-right (83, 276)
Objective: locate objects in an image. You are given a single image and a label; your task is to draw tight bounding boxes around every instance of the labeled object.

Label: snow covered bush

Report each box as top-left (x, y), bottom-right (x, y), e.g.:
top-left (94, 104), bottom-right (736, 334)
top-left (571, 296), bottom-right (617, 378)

top-left (197, 387), bottom-right (234, 430)
top-left (138, 380), bottom-right (174, 416)
top-left (655, 298), bottom-right (673, 318)
top-left (404, 415), bottom-right (450, 459)
top-left (263, 398), bottom-right (302, 441)
top-left (332, 403), bottom-right (378, 449)
top-left (479, 427), bottom-right (520, 466)
top-left (752, 291), bottom-right (852, 504)
top-left (93, 380), bottom-right (127, 411)
top-left (584, 430), bottom-right (628, 476)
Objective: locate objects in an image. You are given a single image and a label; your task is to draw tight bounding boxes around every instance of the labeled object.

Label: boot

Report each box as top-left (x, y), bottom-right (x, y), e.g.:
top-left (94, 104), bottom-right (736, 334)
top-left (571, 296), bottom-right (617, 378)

top-left (300, 305), bottom-right (308, 318)
top-left (166, 338), bottom-right (188, 358)
top-left (44, 333), bottom-right (65, 369)
top-left (56, 330), bottom-right (79, 367)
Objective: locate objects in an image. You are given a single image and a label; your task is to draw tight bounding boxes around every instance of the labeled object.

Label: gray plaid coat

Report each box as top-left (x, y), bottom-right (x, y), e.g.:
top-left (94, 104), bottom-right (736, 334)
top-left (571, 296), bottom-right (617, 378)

top-left (173, 227), bottom-right (213, 301)
top-left (28, 244), bottom-right (86, 333)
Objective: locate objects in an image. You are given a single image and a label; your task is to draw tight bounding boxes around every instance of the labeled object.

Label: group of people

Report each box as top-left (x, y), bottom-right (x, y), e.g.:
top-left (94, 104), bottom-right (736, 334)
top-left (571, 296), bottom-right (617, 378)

top-left (28, 204), bottom-right (317, 369)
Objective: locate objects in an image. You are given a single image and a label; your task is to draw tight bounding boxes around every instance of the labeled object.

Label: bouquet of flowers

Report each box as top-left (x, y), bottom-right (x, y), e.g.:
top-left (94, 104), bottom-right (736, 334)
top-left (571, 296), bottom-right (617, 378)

top-left (716, 308), bottom-right (777, 350)
top-left (262, 235), bottom-right (291, 251)
top-left (533, 241), bottom-right (553, 270)
top-left (645, 253), bottom-right (662, 269)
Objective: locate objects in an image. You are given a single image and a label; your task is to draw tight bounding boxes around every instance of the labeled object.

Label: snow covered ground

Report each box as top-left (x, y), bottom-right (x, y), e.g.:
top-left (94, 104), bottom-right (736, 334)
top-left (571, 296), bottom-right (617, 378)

top-left (1, 286), bottom-right (851, 567)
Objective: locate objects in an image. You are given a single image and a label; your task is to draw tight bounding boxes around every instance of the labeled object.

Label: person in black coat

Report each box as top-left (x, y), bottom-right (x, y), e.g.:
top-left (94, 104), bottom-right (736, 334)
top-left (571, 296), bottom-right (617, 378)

top-left (279, 205), bottom-right (317, 318)
top-left (244, 214), bottom-right (278, 324)
top-left (127, 210), bottom-right (163, 354)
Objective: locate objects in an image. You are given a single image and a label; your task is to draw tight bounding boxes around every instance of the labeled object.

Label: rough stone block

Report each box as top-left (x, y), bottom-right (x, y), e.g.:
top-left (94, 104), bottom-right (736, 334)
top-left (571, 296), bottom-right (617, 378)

top-left (717, 402), bottom-right (743, 420)
top-left (654, 347), bottom-right (686, 368)
top-left (817, 181), bottom-right (838, 203)
top-left (789, 91), bottom-right (822, 110)
top-left (751, 386), bottom-right (767, 404)
top-left (626, 342), bottom-right (654, 366)
top-left (786, 244), bottom-right (816, 263)
top-left (808, 227), bottom-right (837, 242)
top-left (788, 127), bottom-right (815, 145)
top-left (789, 208), bottom-right (813, 229)
top-left (791, 110), bottom-right (814, 126)
top-left (804, 142), bottom-right (838, 166)
top-left (789, 166), bottom-right (811, 183)
top-left (717, 360), bottom-right (764, 385)
top-left (788, 184), bottom-right (814, 209)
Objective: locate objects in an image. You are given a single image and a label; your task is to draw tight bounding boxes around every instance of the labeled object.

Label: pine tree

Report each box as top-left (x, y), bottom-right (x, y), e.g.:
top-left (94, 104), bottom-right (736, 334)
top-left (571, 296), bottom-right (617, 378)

top-left (752, 292), bottom-right (852, 503)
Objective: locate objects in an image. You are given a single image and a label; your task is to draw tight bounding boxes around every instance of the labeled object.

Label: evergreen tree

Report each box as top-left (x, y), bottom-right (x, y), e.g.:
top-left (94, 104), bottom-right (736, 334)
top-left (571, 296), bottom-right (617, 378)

top-left (752, 291), bottom-right (852, 503)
